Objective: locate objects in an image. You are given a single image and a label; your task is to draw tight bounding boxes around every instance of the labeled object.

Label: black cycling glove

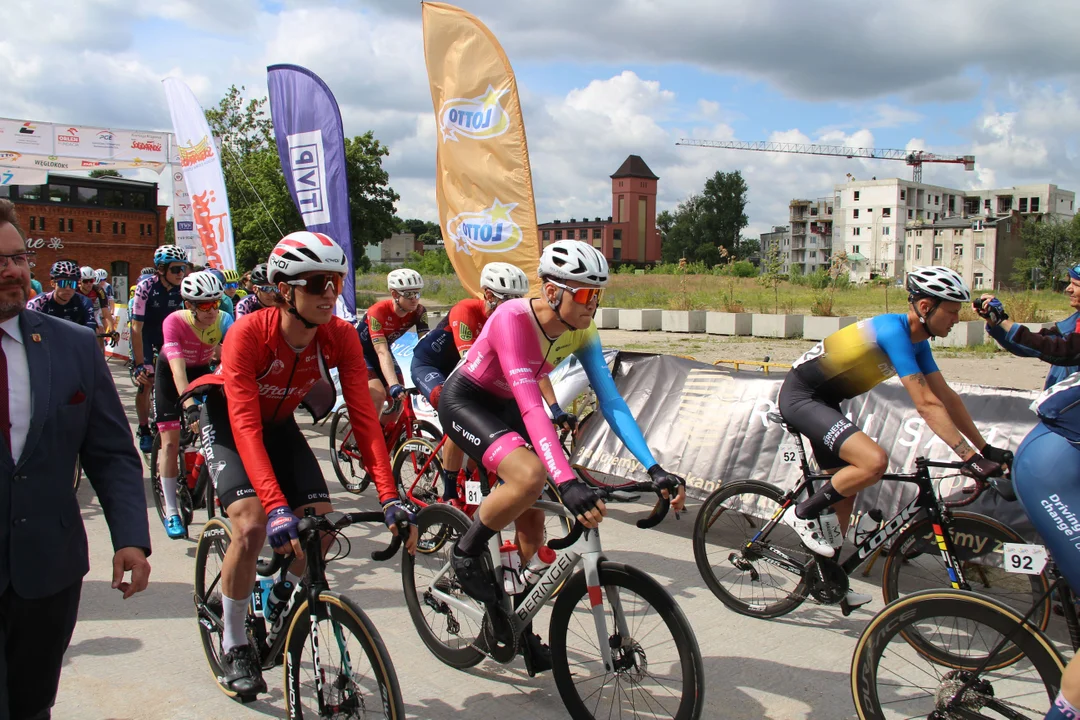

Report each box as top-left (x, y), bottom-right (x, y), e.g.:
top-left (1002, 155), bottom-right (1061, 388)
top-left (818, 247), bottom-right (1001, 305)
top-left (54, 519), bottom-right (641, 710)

top-left (647, 464), bottom-right (685, 493)
top-left (962, 453), bottom-right (1003, 482)
top-left (559, 478), bottom-right (604, 519)
top-left (981, 443), bottom-right (1013, 465)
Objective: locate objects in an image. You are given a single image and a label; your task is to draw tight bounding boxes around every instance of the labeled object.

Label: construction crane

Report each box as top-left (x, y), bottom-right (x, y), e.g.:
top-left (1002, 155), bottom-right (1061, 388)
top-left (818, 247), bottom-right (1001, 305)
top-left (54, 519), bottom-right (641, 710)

top-left (676, 139), bottom-right (975, 183)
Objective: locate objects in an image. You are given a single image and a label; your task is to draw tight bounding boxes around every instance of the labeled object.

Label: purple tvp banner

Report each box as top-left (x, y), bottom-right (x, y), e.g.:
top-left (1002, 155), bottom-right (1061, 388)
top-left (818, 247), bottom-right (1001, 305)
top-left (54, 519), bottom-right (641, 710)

top-left (267, 64), bottom-right (356, 317)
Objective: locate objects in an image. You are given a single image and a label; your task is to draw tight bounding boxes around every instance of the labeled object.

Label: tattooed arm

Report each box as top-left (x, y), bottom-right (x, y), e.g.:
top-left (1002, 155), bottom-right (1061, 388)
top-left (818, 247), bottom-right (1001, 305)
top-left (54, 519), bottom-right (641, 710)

top-left (900, 372), bottom-right (977, 460)
top-left (924, 370), bottom-right (988, 454)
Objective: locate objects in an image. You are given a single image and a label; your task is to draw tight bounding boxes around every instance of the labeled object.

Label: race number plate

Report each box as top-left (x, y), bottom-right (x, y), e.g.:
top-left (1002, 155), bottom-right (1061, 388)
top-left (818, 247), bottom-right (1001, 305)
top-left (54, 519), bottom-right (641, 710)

top-left (465, 480), bottom-right (483, 506)
top-left (1003, 543), bottom-right (1049, 575)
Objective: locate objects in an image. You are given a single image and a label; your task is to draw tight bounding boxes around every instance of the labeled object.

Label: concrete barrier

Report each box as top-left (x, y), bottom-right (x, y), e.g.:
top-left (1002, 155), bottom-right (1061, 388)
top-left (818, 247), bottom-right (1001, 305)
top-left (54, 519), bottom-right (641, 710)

top-left (619, 309), bottom-right (662, 331)
top-left (705, 312), bottom-right (752, 336)
top-left (661, 310), bottom-right (706, 333)
top-left (803, 315), bottom-right (857, 341)
top-left (752, 314), bottom-right (804, 339)
top-left (595, 307), bottom-right (620, 329)
top-left (931, 320), bottom-right (986, 348)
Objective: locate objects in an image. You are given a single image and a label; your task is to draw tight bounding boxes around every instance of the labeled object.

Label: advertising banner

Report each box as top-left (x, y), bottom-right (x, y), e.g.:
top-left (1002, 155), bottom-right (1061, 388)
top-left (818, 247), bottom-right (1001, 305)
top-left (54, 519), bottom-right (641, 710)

top-left (168, 143), bottom-right (204, 265)
top-left (422, 2), bottom-right (541, 298)
top-left (0, 118), bottom-right (168, 171)
top-left (0, 168), bottom-right (47, 186)
top-left (570, 354), bottom-right (1041, 535)
top-left (267, 64), bottom-right (356, 318)
top-left (162, 78), bottom-right (237, 270)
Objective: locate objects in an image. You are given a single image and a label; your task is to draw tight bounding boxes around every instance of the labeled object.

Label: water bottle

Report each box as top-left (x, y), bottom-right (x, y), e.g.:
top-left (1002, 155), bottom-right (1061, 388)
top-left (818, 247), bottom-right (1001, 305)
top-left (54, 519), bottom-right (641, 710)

top-left (264, 579), bottom-right (295, 624)
top-left (500, 541), bottom-right (525, 595)
top-left (818, 508), bottom-right (844, 550)
top-left (520, 546), bottom-right (557, 586)
top-left (852, 509), bottom-right (884, 545)
top-left (187, 451), bottom-right (205, 491)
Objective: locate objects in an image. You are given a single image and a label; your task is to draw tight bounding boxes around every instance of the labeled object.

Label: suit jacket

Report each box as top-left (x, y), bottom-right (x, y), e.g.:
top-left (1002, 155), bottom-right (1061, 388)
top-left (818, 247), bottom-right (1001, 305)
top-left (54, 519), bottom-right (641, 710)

top-left (0, 310), bottom-right (151, 599)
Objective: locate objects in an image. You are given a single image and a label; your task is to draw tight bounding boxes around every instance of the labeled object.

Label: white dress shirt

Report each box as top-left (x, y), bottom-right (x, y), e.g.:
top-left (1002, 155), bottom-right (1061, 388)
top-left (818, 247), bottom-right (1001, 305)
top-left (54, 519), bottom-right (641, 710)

top-left (1, 315), bottom-right (31, 462)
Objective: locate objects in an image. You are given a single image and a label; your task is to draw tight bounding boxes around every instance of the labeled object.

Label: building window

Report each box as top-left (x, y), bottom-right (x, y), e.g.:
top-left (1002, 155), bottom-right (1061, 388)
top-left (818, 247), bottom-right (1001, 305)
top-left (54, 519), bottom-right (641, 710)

top-left (882, 207), bottom-right (891, 218)
top-left (900, 190), bottom-right (906, 201)
top-left (17, 185), bottom-right (43, 201)
top-left (867, 207), bottom-right (873, 214)
top-left (47, 184), bottom-right (71, 203)
top-left (613, 229), bottom-right (622, 241)
top-left (618, 195), bottom-right (626, 222)
top-left (933, 244), bottom-right (943, 261)
top-left (883, 226), bottom-right (891, 236)
top-left (1031, 197), bottom-right (1040, 212)
top-left (566, 229), bottom-right (575, 240)
top-left (29, 217), bottom-right (35, 231)
top-left (810, 237), bottom-right (816, 245)
top-left (854, 190), bottom-right (860, 201)
top-left (934, 195), bottom-right (939, 204)
top-left (975, 244), bottom-right (985, 260)
top-left (593, 228), bottom-right (601, 240)
top-left (121, 221), bottom-right (125, 235)
top-left (974, 273), bottom-right (984, 289)
top-left (853, 209), bottom-right (859, 219)
top-left (1020, 198), bottom-right (1028, 213)
top-left (554, 230), bottom-right (562, 240)
top-left (542, 230), bottom-right (550, 240)
top-left (128, 192), bottom-right (147, 210)
top-left (67, 219), bottom-right (73, 232)
top-left (112, 221), bottom-right (119, 234)
top-left (100, 189), bottom-right (124, 208)
top-left (810, 251), bottom-right (817, 259)
top-left (934, 213), bottom-right (939, 221)
top-left (906, 245), bottom-right (911, 260)
top-left (57, 217), bottom-right (64, 232)
top-left (77, 187), bottom-right (99, 205)
top-left (852, 244), bottom-right (861, 254)
top-left (87, 219), bottom-right (94, 232)
top-left (94, 220), bottom-right (101, 233)
top-left (916, 245), bottom-right (922, 260)
top-left (908, 209), bottom-right (913, 219)
top-left (953, 245), bottom-right (963, 257)
top-left (853, 227), bottom-right (861, 236)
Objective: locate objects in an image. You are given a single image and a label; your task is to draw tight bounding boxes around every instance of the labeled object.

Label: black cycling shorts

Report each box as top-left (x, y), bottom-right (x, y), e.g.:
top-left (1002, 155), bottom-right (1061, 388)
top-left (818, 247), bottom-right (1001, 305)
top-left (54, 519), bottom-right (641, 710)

top-left (154, 356), bottom-right (211, 432)
top-left (777, 370), bottom-right (860, 471)
top-left (439, 372), bottom-right (529, 473)
top-left (199, 390), bottom-right (330, 511)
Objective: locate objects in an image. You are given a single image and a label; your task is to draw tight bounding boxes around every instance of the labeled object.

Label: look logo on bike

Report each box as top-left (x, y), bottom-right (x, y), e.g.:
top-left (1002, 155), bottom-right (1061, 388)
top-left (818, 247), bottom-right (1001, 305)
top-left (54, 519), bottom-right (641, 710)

top-left (778, 265), bottom-right (1007, 608)
top-left (437, 240), bottom-right (686, 671)
top-left (187, 231), bottom-right (418, 698)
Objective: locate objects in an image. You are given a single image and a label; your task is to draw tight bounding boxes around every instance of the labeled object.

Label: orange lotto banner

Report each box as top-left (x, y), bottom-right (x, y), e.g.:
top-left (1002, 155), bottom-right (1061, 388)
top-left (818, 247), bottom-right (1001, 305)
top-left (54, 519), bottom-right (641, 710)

top-left (421, 2), bottom-right (541, 298)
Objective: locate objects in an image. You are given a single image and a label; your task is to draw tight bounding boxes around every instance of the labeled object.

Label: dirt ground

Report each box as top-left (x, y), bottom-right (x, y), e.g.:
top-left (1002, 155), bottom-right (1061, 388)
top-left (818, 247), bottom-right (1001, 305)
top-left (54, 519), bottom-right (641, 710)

top-left (598, 328), bottom-right (1051, 391)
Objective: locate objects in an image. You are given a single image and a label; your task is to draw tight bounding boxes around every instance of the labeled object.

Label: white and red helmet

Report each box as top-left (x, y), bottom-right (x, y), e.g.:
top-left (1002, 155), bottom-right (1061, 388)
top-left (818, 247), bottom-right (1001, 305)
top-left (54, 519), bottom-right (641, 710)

top-left (267, 231), bottom-right (348, 284)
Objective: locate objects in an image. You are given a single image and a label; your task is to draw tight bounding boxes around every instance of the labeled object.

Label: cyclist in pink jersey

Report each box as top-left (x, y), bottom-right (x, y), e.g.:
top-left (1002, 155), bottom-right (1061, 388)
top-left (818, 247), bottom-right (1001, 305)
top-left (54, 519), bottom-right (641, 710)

top-left (438, 240), bottom-right (686, 670)
top-left (156, 271), bottom-right (233, 539)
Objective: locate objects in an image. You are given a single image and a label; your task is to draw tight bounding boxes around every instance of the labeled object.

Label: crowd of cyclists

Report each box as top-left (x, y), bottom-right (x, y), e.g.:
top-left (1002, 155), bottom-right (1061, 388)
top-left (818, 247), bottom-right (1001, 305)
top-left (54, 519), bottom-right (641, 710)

top-left (29, 223), bottom-right (1080, 718)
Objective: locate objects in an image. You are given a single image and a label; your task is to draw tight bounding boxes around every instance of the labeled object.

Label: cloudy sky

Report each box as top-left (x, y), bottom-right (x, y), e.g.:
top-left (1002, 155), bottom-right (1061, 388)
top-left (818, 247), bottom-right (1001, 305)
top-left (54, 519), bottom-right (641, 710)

top-left (4, 0), bottom-right (1080, 238)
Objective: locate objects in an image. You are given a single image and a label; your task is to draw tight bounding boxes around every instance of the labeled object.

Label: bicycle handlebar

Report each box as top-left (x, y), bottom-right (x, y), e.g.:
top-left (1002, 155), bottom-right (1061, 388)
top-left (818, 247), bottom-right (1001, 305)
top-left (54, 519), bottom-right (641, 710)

top-left (258, 510), bottom-right (409, 577)
top-left (546, 480), bottom-right (672, 552)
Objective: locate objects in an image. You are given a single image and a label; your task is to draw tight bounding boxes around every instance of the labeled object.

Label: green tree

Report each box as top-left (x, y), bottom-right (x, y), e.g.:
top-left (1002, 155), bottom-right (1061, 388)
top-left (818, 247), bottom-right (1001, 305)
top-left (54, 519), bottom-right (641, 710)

top-left (164, 217), bottom-right (175, 245)
top-left (733, 236), bottom-right (759, 261)
top-left (658, 170), bottom-right (749, 266)
top-left (660, 194), bottom-right (719, 266)
top-left (203, 85), bottom-right (400, 270)
top-left (88, 169), bottom-right (122, 178)
top-left (701, 170), bottom-right (749, 253)
top-left (757, 242), bottom-right (785, 314)
top-left (1012, 215), bottom-right (1080, 289)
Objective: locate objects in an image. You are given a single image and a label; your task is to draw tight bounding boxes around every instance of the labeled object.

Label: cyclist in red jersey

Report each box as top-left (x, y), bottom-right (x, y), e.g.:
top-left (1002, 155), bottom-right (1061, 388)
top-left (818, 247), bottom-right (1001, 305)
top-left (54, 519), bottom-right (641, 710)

top-left (187, 231), bottom-right (418, 697)
top-left (356, 268), bottom-right (429, 427)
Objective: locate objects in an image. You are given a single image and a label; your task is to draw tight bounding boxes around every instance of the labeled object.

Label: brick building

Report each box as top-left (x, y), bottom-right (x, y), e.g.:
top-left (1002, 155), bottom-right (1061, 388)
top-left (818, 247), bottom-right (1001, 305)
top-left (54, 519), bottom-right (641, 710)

top-left (0, 173), bottom-right (167, 301)
top-left (538, 155), bottom-right (662, 265)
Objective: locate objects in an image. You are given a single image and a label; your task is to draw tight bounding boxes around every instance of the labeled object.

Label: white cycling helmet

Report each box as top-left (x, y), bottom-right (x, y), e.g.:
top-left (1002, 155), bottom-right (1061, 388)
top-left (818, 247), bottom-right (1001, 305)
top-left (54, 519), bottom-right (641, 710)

top-left (480, 262), bottom-right (529, 297)
top-left (906, 266), bottom-right (971, 303)
top-left (267, 231), bottom-right (348, 284)
top-left (539, 239), bottom-right (609, 286)
top-left (181, 271), bottom-right (224, 302)
top-left (388, 268), bottom-right (424, 292)
top-left (79, 265), bottom-right (95, 281)
top-left (94, 268), bottom-right (108, 283)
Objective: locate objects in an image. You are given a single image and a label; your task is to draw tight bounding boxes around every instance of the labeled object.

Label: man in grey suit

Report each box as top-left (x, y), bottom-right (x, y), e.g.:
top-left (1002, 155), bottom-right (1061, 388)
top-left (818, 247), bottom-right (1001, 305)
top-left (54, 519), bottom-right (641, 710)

top-left (0, 199), bottom-right (151, 719)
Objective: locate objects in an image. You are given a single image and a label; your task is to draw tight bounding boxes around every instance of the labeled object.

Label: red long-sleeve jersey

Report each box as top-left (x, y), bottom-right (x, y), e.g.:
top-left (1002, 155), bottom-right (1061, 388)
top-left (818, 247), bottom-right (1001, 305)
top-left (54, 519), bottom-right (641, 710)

top-left (191, 308), bottom-right (395, 512)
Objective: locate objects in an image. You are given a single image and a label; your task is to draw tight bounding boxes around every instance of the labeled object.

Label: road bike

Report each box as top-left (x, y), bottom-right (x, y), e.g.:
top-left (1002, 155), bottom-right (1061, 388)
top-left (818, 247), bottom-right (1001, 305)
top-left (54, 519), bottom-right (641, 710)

top-left (402, 483), bottom-right (704, 719)
top-left (849, 561), bottom-right (1079, 719)
top-left (329, 388), bottom-right (440, 494)
top-left (194, 508), bottom-right (409, 718)
top-left (150, 398), bottom-right (215, 535)
top-left (692, 412), bottom-right (1047, 630)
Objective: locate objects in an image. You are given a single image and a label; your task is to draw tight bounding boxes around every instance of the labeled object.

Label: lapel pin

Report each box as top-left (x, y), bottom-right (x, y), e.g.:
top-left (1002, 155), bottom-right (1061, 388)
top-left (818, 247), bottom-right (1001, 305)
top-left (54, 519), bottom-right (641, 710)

top-left (31, 334), bottom-right (41, 343)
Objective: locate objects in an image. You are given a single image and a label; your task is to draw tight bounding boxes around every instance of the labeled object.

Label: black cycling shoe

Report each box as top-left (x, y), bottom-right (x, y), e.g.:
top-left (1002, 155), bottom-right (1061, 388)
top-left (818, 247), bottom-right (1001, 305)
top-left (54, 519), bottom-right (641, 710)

top-left (450, 543), bottom-right (499, 604)
top-left (521, 631), bottom-right (552, 676)
top-left (220, 644), bottom-right (267, 697)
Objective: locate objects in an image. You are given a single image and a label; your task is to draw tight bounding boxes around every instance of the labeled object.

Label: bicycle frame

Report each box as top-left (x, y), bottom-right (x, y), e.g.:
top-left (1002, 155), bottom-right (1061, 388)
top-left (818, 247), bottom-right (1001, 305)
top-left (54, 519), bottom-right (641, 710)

top-left (423, 500), bottom-right (624, 671)
top-left (750, 422), bottom-right (974, 591)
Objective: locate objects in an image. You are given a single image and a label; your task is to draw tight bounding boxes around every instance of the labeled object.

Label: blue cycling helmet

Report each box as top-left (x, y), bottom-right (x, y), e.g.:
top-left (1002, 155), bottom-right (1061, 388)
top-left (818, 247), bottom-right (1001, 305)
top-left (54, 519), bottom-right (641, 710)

top-left (154, 244), bottom-right (188, 267)
top-left (205, 267), bottom-right (226, 285)
top-left (1068, 264), bottom-right (1080, 282)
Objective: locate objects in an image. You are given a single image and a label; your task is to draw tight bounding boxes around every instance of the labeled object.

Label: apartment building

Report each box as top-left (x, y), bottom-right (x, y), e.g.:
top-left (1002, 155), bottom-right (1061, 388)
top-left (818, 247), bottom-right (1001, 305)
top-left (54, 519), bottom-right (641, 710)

top-left (759, 225), bottom-right (790, 272)
top-left (904, 212), bottom-right (1023, 291)
top-left (788, 197), bottom-right (836, 275)
top-left (831, 178), bottom-right (1074, 283)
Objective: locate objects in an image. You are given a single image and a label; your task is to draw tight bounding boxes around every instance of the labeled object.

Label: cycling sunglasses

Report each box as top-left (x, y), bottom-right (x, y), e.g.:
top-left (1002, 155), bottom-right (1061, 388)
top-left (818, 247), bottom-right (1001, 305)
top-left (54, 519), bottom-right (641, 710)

top-left (224, 282), bottom-right (238, 290)
top-left (54, 279), bottom-right (78, 289)
top-left (287, 273), bottom-right (343, 296)
top-left (166, 264), bottom-right (189, 275)
top-left (397, 290), bottom-right (421, 300)
top-left (192, 299), bottom-right (219, 312)
top-left (547, 279), bottom-right (604, 306)
top-left (255, 284), bottom-right (279, 294)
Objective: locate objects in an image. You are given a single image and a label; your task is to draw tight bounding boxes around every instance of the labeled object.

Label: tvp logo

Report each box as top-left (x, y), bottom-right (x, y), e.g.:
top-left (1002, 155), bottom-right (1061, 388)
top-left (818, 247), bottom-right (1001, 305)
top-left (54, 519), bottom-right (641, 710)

top-left (286, 130), bottom-right (330, 226)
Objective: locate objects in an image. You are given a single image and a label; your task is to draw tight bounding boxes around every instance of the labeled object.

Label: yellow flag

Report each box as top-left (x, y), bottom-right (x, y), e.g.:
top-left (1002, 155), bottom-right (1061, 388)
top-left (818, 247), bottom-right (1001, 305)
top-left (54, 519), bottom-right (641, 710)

top-left (422, 2), bottom-right (541, 298)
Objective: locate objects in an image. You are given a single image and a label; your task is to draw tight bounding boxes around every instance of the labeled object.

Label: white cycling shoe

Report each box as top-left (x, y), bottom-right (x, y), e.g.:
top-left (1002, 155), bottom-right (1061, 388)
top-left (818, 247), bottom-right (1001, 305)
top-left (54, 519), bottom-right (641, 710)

top-left (844, 589), bottom-right (873, 608)
top-left (781, 506), bottom-right (841, 558)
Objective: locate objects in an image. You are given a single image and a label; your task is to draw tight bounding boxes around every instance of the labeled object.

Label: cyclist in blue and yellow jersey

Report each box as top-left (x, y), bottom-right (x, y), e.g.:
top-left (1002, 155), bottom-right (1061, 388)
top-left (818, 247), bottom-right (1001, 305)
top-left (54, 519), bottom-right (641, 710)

top-left (778, 266), bottom-right (1008, 609)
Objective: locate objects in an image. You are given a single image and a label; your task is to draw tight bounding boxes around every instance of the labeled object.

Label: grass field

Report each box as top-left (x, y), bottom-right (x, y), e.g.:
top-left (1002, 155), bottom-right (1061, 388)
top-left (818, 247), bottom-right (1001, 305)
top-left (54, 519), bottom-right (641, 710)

top-left (355, 272), bottom-right (1071, 321)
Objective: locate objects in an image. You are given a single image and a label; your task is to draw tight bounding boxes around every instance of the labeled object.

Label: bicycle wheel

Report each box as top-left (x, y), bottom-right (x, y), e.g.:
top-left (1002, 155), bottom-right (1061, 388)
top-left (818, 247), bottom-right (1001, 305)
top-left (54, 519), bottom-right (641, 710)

top-left (194, 518), bottom-right (256, 702)
top-left (402, 504), bottom-right (485, 669)
top-left (392, 436), bottom-right (442, 509)
top-left (882, 511), bottom-right (1051, 668)
top-left (692, 480), bottom-right (809, 618)
top-left (284, 591), bottom-right (405, 720)
top-left (549, 562), bottom-right (704, 720)
top-left (330, 408), bottom-right (371, 495)
top-left (850, 590), bottom-right (1064, 720)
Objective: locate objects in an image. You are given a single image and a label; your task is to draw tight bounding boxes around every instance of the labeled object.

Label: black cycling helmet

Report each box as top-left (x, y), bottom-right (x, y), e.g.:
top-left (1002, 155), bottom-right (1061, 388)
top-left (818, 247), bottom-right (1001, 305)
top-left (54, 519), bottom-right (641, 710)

top-left (50, 260), bottom-right (79, 280)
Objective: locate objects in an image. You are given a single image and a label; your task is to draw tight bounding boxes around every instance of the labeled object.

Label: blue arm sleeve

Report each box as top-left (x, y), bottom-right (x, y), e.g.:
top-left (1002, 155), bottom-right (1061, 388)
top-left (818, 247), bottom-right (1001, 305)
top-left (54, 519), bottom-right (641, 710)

top-left (576, 331), bottom-right (658, 470)
top-left (873, 314), bottom-right (924, 378)
top-left (987, 322), bottom-right (1042, 359)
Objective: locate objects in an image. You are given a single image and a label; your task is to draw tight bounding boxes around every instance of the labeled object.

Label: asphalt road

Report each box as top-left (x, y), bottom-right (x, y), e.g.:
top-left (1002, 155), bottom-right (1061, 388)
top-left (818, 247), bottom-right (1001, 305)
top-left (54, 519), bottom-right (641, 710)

top-left (55, 360), bottom-right (890, 720)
